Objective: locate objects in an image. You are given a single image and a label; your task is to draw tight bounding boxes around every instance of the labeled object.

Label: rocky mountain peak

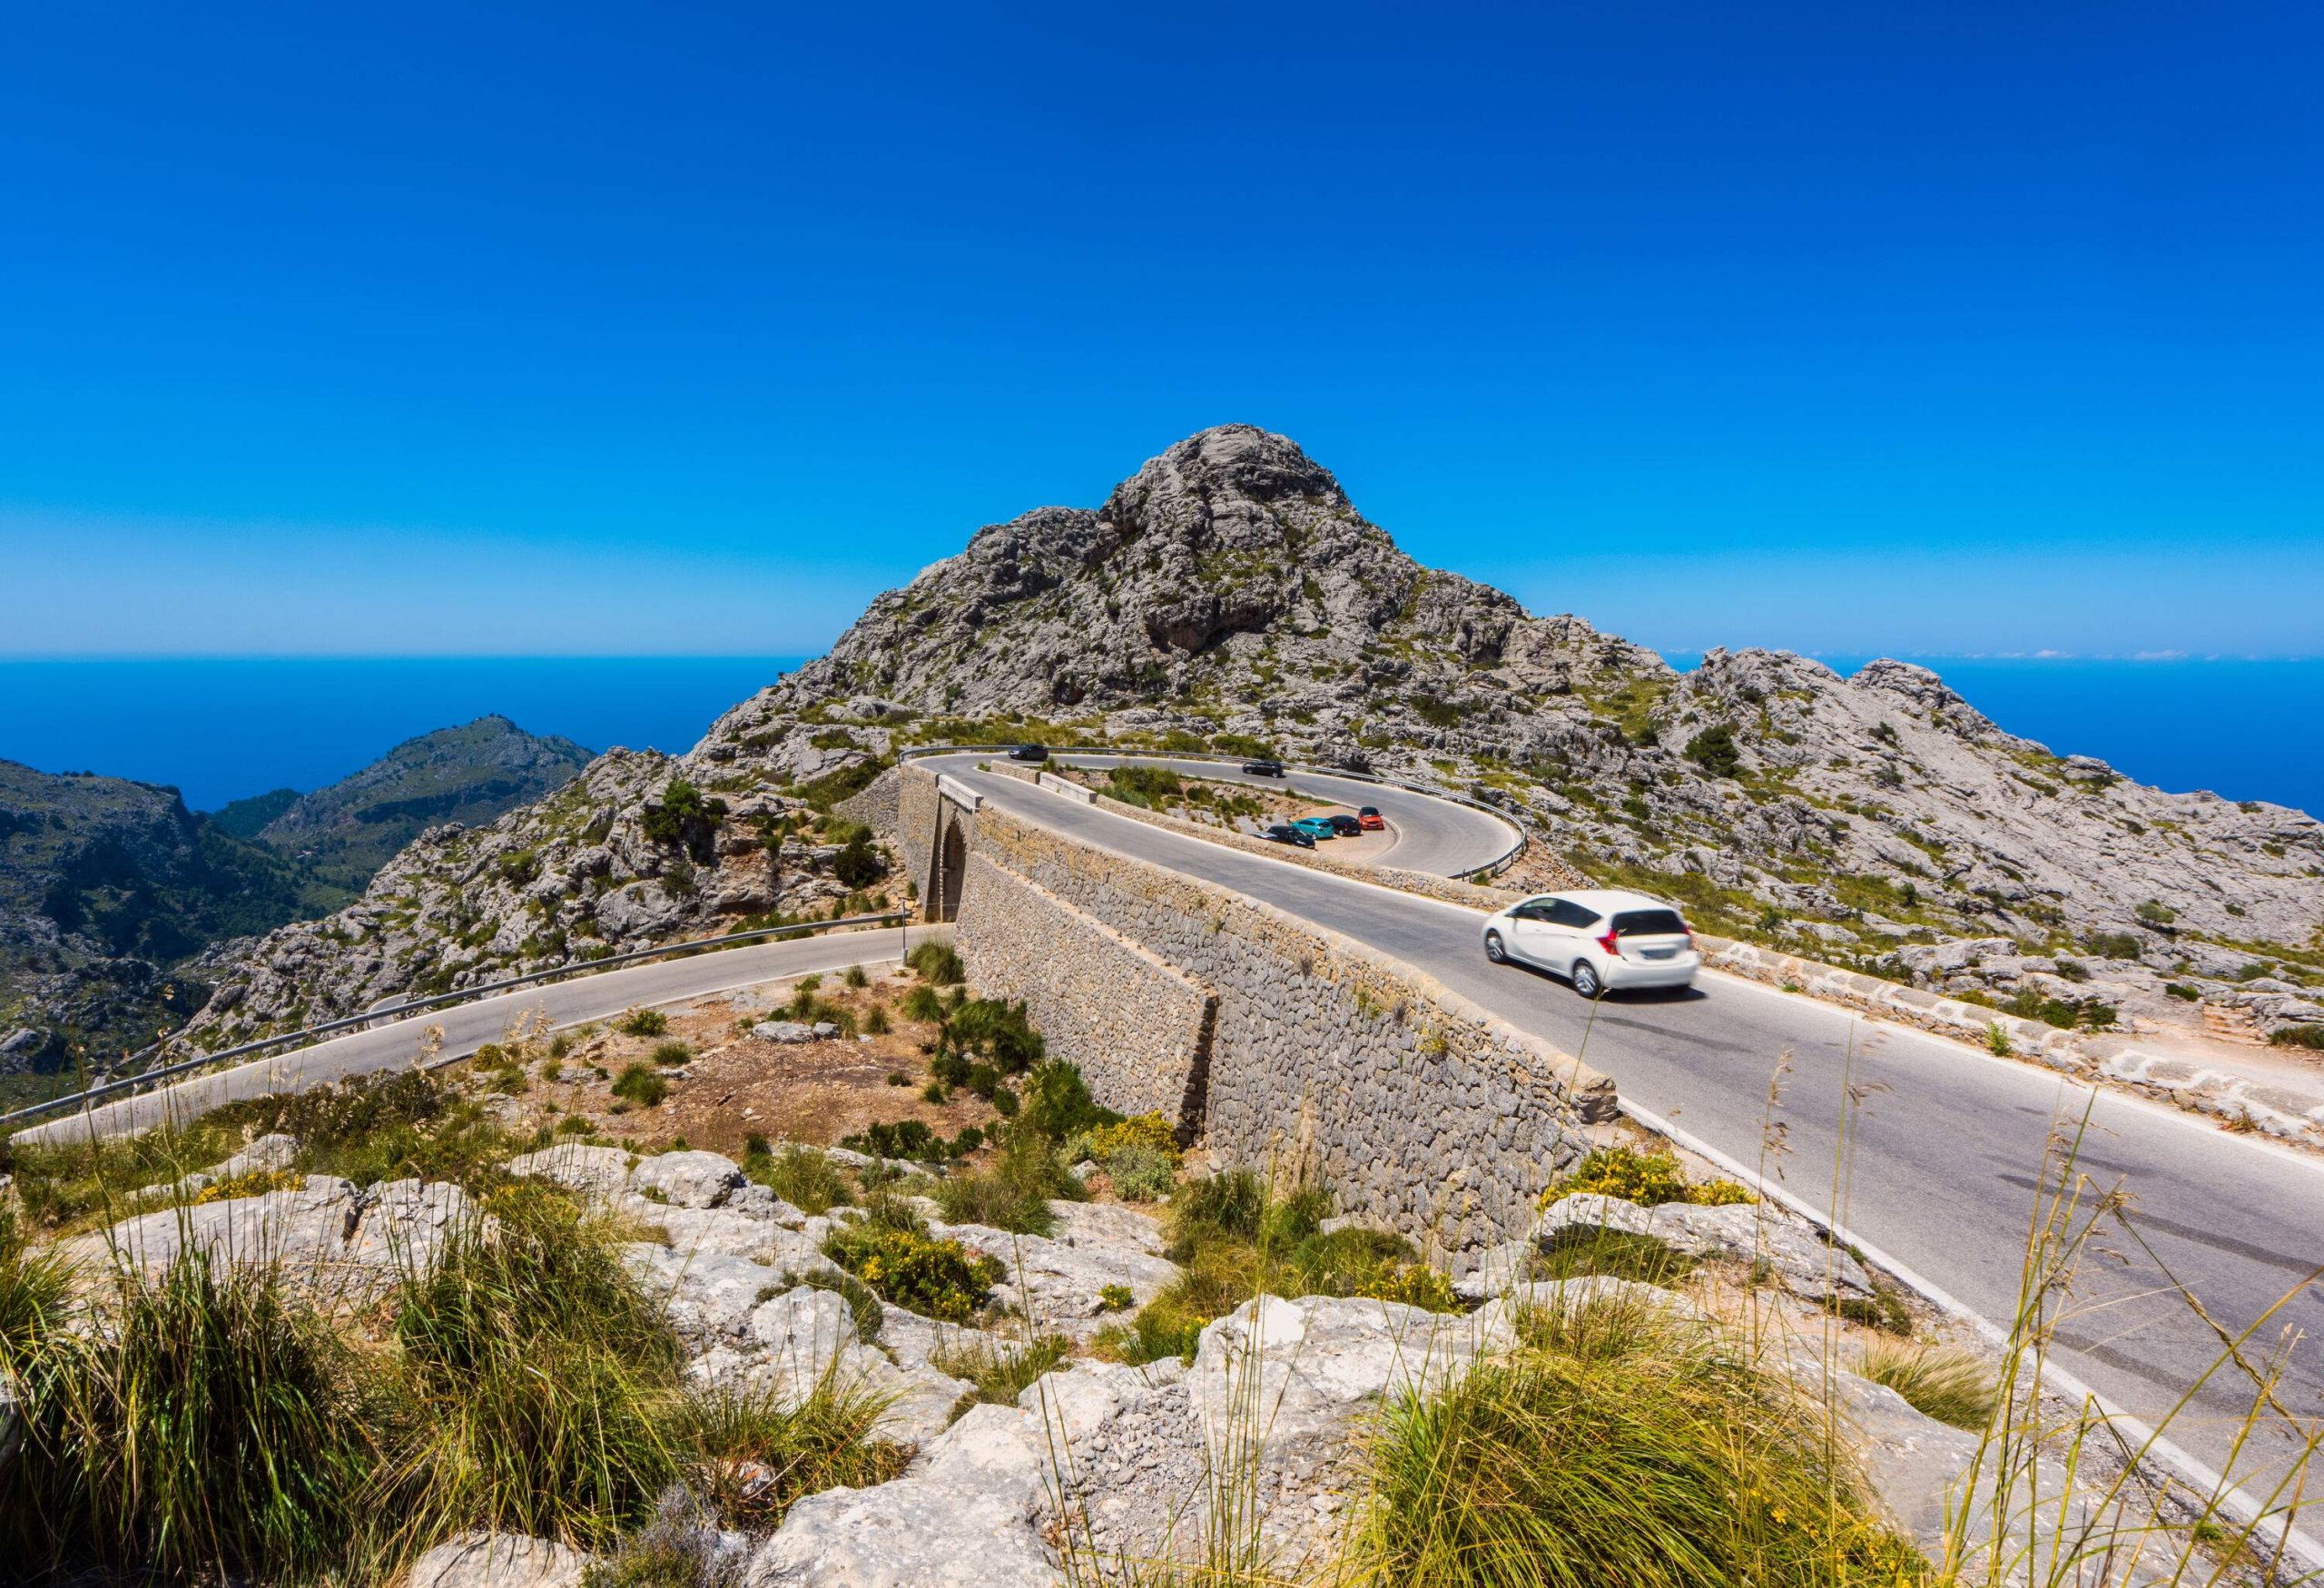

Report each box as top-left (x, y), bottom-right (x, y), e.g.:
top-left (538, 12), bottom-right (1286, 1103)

top-left (1099, 424), bottom-right (1353, 540)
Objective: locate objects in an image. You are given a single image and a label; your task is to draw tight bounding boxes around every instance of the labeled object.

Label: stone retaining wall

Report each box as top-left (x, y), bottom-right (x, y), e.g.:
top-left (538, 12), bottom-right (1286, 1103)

top-left (1704, 936), bottom-right (2324, 1146)
top-left (955, 793), bottom-right (1615, 1269)
top-left (956, 853), bottom-right (1216, 1129)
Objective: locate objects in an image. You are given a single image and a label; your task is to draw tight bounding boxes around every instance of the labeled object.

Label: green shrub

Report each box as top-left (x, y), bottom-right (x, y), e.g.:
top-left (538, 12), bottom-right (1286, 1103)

top-left (2270, 1024), bottom-right (2324, 1051)
top-left (941, 998), bottom-right (1044, 1074)
top-left (2164, 982), bottom-right (2201, 1001)
top-left (932, 1129), bottom-right (1078, 1234)
top-left (742, 1143), bottom-right (851, 1214)
top-left (1550, 1147), bottom-right (1752, 1208)
top-left (1105, 1142), bottom-right (1177, 1203)
top-left (898, 984), bottom-right (946, 1023)
top-left (647, 1041), bottom-right (692, 1067)
top-left (862, 1006), bottom-right (891, 1035)
top-left (1098, 1284), bottom-right (1136, 1312)
top-left (904, 942), bottom-right (964, 985)
top-left (840, 1119), bottom-right (953, 1162)
top-left (1683, 723), bottom-right (1743, 778)
top-left (823, 1222), bottom-right (1002, 1323)
top-left (640, 779), bottom-right (726, 854)
top-left (1019, 1060), bottom-right (1117, 1143)
top-left (832, 833), bottom-right (884, 889)
top-left (2135, 898), bottom-right (2178, 927)
top-left (616, 1008), bottom-right (669, 1038)
top-left (612, 1064), bottom-right (669, 1108)
top-left (844, 964), bottom-right (870, 989)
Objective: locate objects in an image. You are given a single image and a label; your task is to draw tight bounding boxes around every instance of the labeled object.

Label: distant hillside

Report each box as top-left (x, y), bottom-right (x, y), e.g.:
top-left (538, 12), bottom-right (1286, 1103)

top-left (0, 763), bottom-right (300, 1093)
top-left (0, 717), bottom-right (594, 1101)
top-left (249, 715), bottom-right (593, 908)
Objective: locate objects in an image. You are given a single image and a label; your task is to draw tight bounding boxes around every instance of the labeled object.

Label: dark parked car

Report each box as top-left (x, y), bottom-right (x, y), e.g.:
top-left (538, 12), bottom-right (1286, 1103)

top-left (1006, 744), bottom-right (1049, 763)
top-left (1241, 759), bottom-right (1285, 777)
top-left (1327, 814), bottom-right (1363, 837)
top-left (1262, 823), bottom-right (1315, 848)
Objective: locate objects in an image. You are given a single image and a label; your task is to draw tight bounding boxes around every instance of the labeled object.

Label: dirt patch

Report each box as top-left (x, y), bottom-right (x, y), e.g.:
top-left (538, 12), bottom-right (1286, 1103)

top-left (455, 965), bottom-right (1001, 1159)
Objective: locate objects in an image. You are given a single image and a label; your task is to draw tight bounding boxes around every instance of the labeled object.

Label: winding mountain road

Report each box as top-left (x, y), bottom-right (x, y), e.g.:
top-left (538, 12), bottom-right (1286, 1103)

top-left (930, 754), bottom-right (2324, 1526)
top-left (27, 749), bottom-right (2321, 1529)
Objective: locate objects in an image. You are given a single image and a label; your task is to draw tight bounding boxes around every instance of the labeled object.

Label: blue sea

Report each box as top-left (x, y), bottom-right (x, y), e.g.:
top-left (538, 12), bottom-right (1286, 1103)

top-left (0, 657), bottom-right (804, 812)
top-left (0, 655), bottom-right (2318, 820)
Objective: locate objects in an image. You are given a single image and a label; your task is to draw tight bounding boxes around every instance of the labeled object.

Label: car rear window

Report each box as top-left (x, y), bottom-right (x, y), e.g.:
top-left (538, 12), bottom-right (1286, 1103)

top-left (1611, 909), bottom-right (1687, 936)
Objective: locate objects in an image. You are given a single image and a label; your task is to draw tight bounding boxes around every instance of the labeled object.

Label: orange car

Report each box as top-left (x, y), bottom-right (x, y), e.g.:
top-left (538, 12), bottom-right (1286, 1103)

top-left (1357, 805), bottom-right (1385, 831)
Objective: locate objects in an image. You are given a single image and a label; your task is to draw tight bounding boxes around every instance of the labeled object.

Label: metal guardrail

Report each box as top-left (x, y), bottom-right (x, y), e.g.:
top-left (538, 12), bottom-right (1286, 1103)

top-left (901, 744), bottom-right (1529, 880)
top-left (0, 911), bottom-right (908, 1130)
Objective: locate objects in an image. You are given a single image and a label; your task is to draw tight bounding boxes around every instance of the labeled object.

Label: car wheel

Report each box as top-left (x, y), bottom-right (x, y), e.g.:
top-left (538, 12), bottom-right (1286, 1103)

top-left (1571, 959), bottom-right (1603, 1000)
top-left (1484, 931), bottom-right (1507, 964)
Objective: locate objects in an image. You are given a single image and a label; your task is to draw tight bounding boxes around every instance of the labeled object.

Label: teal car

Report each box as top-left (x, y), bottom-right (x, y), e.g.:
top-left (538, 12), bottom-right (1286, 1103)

top-left (1292, 816), bottom-right (1338, 841)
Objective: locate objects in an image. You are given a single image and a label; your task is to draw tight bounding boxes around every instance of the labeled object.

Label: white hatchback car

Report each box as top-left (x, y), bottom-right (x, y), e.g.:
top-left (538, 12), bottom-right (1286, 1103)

top-left (1481, 888), bottom-right (1700, 998)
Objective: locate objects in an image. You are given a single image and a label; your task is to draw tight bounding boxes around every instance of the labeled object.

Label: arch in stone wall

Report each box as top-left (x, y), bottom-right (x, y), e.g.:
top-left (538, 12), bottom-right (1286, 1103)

top-left (931, 811), bottom-right (970, 922)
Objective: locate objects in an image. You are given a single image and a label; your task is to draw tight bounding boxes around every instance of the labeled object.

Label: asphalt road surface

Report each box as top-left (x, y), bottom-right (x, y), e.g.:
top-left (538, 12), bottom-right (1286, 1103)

top-left (1009, 752), bottom-right (1521, 876)
top-left (947, 759), bottom-right (2324, 1516)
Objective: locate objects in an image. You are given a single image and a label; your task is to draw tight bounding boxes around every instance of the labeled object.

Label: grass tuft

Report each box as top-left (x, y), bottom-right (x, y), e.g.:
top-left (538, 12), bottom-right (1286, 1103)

top-left (1856, 1336), bottom-right (1998, 1431)
top-left (1346, 1291), bottom-right (1921, 1586)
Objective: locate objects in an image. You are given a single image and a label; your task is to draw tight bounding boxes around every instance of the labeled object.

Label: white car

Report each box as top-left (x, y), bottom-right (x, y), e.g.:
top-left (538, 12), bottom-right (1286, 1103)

top-left (1481, 888), bottom-right (1700, 998)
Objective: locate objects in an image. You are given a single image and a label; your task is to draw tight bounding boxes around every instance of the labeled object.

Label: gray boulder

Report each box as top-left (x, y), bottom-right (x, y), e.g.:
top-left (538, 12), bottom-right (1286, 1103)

top-left (504, 1142), bottom-right (634, 1199)
top-left (744, 1403), bottom-right (1058, 1586)
top-left (408, 1531), bottom-right (591, 1588)
top-left (631, 1149), bottom-right (748, 1208)
top-left (1536, 1192), bottom-right (1876, 1303)
top-left (753, 1021), bottom-right (816, 1044)
top-left (62, 1175), bottom-right (481, 1303)
top-left (928, 1208), bottom-right (1178, 1337)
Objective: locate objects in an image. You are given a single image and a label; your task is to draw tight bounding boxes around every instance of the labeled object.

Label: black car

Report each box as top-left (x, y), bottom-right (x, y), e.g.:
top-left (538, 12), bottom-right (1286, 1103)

top-left (1326, 814), bottom-right (1364, 837)
top-left (1006, 744), bottom-right (1049, 763)
top-left (1262, 823), bottom-right (1315, 848)
top-left (1241, 759), bottom-right (1285, 777)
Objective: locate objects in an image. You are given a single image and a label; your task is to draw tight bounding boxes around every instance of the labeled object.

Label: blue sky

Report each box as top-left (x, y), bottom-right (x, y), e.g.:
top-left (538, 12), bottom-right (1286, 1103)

top-left (5, 2), bottom-right (2319, 658)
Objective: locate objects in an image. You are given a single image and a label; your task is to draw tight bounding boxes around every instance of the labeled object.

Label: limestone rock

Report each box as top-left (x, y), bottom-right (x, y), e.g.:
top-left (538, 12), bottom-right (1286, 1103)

top-left (409, 1531), bottom-right (591, 1588)
top-left (64, 1176), bottom-right (482, 1303)
top-left (744, 1404), bottom-right (1057, 1587)
top-left (1536, 1192), bottom-right (1876, 1303)
top-left (505, 1142), bottom-right (634, 1199)
top-left (631, 1149), bottom-right (749, 1208)
top-left (753, 1021), bottom-right (816, 1043)
top-left (927, 1209), bottom-right (1178, 1338)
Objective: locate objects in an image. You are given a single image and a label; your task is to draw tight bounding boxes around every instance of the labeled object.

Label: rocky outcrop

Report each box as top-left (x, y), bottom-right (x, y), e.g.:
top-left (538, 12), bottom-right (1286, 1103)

top-left (407, 1531), bottom-right (591, 1588)
top-left (62, 1172), bottom-right (482, 1303)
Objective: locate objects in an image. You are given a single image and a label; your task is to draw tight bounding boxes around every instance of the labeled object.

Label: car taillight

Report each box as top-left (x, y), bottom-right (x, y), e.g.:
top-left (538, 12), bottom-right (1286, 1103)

top-left (1597, 927), bottom-right (1621, 958)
